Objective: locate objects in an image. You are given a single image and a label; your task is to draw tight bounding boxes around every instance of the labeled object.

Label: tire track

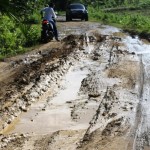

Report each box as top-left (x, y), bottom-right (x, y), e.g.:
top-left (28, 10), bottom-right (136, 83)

top-left (126, 54), bottom-right (143, 150)
top-left (128, 54), bottom-right (150, 150)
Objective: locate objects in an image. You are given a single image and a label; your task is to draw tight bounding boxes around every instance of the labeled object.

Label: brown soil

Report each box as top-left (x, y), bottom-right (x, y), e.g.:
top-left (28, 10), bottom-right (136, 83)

top-left (0, 19), bottom-right (149, 150)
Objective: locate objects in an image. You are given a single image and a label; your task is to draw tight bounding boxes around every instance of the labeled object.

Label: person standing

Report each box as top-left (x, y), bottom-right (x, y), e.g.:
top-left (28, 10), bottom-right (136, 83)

top-left (41, 2), bottom-right (59, 41)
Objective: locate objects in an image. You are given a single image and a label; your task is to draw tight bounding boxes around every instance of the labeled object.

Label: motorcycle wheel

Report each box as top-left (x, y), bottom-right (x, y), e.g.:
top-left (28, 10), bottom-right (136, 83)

top-left (48, 31), bottom-right (54, 41)
top-left (41, 30), bottom-right (46, 43)
top-left (41, 30), bottom-right (49, 43)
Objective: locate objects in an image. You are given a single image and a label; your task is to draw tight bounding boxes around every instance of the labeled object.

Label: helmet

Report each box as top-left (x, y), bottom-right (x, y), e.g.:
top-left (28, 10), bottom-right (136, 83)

top-left (48, 2), bottom-right (54, 8)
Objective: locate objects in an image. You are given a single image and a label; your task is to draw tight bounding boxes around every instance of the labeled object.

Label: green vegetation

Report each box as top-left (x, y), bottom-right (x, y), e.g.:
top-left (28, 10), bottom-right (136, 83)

top-left (0, 0), bottom-right (150, 58)
top-left (89, 6), bottom-right (150, 33)
top-left (84, 0), bottom-right (150, 35)
top-left (0, 14), bottom-right (41, 58)
top-left (0, 0), bottom-right (44, 58)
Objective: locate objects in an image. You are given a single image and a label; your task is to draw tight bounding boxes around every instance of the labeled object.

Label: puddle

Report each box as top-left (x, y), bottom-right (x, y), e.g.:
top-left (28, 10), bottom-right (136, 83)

top-left (52, 68), bottom-right (89, 105)
top-left (8, 43), bottom-right (100, 135)
top-left (9, 65), bottom-right (90, 134)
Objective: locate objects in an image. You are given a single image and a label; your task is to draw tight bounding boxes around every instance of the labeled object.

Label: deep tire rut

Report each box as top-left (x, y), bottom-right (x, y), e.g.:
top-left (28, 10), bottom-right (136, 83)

top-left (129, 54), bottom-right (150, 150)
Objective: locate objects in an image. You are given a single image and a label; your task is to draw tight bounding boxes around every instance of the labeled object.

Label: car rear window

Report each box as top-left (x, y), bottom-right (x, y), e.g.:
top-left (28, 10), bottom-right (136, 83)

top-left (70, 4), bottom-right (84, 9)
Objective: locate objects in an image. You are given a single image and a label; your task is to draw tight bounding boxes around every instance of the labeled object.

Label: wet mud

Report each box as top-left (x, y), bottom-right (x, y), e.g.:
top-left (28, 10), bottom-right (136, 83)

top-left (124, 29), bottom-right (150, 43)
top-left (0, 20), bottom-right (150, 150)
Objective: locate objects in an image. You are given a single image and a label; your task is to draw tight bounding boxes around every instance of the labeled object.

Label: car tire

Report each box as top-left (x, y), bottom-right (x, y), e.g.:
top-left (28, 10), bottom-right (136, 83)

top-left (66, 15), bottom-right (72, 21)
top-left (85, 15), bottom-right (88, 21)
top-left (66, 17), bottom-right (69, 21)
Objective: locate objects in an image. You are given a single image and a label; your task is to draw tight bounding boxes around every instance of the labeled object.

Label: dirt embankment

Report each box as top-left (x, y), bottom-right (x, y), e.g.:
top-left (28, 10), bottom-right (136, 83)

top-left (0, 21), bottom-right (146, 150)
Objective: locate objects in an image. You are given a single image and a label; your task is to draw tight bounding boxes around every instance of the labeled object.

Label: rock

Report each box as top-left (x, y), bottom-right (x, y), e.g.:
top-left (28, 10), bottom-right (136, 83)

top-left (19, 106), bottom-right (27, 112)
top-left (7, 119), bottom-right (12, 124)
top-left (30, 91), bottom-right (39, 98)
top-left (66, 101), bottom-right (72, 104)
top-left (131, 52), bottom-right (135, 55)
top-left (14, 113), bottom-right (18, 117)
top-left (21, 77), bottom-right (29, 84)
top-left (20, 133), bottom-right (26, 138)
top-left (1, 137), bottom-right (9, 143)
top-left (88, 93), bottom-right (100, 98)
top-left (1, 143), bottom-right (7, 148)
top-left (2, 123), bottom-right (8, 129)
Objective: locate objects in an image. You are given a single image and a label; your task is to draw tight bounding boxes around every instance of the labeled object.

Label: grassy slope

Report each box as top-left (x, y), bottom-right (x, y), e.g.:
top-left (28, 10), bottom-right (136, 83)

top-left (88, 0), bottom-right (150, 40)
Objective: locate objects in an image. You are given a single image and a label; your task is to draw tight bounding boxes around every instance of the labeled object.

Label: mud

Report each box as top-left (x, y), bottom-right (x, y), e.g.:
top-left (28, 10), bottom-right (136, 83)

top-left (124, 29), bottom-right (150, 42)
top-left (0, 19), bottom-right (150, 150)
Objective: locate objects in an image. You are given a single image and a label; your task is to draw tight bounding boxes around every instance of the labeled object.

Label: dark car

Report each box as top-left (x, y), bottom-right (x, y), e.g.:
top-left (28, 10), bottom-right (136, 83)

top-left (66, 3), bottom-right (88, 21)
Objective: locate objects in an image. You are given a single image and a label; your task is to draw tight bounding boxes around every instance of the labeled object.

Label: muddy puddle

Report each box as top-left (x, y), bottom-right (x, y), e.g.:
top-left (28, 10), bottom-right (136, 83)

top-left (9, 62), bottom-right (91, 134)
top-left (7, 37), bottom-right (104, 135)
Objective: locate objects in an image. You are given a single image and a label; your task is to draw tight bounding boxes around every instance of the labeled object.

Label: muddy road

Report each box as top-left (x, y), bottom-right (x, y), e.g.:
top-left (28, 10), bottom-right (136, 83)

top-left (0, 18), bottom-right (150, 150)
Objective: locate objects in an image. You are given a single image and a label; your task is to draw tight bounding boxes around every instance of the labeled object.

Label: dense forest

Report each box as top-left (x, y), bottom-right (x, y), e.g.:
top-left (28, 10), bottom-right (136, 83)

top-left (0, 0), bottom-right (150, 58)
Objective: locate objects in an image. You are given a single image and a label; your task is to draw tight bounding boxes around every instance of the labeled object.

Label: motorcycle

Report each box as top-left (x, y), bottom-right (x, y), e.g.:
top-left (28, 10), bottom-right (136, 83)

top-left (41, 19), bottom-right (54, 43)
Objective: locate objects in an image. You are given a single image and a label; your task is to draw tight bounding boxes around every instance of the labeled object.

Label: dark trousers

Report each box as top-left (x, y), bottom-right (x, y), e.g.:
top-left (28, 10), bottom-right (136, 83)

top-left (49, 20), bottom-right (58, 39)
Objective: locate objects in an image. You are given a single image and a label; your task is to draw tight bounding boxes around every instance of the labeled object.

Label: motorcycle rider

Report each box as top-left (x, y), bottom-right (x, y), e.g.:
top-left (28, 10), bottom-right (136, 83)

top-left (41, 2), bottom-right (59, 41)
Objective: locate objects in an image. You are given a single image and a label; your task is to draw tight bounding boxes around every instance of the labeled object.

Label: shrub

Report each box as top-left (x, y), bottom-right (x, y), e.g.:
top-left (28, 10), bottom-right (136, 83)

top-left (0, 15), bottom-right (25, 56)
top-left (26, 11), bottom-right (41, 24)
top-left (24, 24), bottom-right (41, 47)
top-left (0, 15), bottom-right (41, 57)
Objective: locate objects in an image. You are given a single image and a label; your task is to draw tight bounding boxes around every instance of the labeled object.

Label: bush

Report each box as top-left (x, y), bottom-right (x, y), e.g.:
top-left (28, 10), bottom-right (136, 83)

top-left (0, 15), bottom-right (25, 56)
top-left (24, 24), bottom-right (41, 47)
top-left (139, 1), bottom-right (150, 8)
top-left (26, 11), bottom-right (41, 24)
top-left (0, 15), bottom-right (41, 57)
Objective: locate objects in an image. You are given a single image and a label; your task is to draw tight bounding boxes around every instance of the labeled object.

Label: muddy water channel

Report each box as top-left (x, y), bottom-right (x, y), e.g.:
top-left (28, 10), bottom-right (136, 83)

top-left (0, 22), bottom-right (150, 150)
top-left (124, 36), bottom-right (150, 150)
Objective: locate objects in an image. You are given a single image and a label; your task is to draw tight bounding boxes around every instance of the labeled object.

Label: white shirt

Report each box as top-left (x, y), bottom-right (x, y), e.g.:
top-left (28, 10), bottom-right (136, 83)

top-left (41, 7), bottom-right (57, 21)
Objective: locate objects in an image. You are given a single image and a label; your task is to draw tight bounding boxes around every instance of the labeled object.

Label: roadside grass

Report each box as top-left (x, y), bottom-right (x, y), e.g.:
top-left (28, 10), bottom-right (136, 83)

top-left (89, 6), bottom-right (150, 36)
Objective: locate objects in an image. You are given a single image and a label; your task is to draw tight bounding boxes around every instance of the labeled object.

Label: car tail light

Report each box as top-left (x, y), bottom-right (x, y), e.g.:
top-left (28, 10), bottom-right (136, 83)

top-left (42, 20), bottom-right (49, 24)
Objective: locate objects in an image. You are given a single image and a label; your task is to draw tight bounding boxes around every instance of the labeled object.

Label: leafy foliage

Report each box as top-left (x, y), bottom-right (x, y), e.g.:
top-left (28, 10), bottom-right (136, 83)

top-left (0, 15), bottom-right (41, 57)
top-left (0, 16), bottom-right (25, 56)
top-left (24, 25), bottom-right (41, 47)
top-left (0, 0), bottom-right (44, 57)
top-left (88, 6), bottom-right (150, 33)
